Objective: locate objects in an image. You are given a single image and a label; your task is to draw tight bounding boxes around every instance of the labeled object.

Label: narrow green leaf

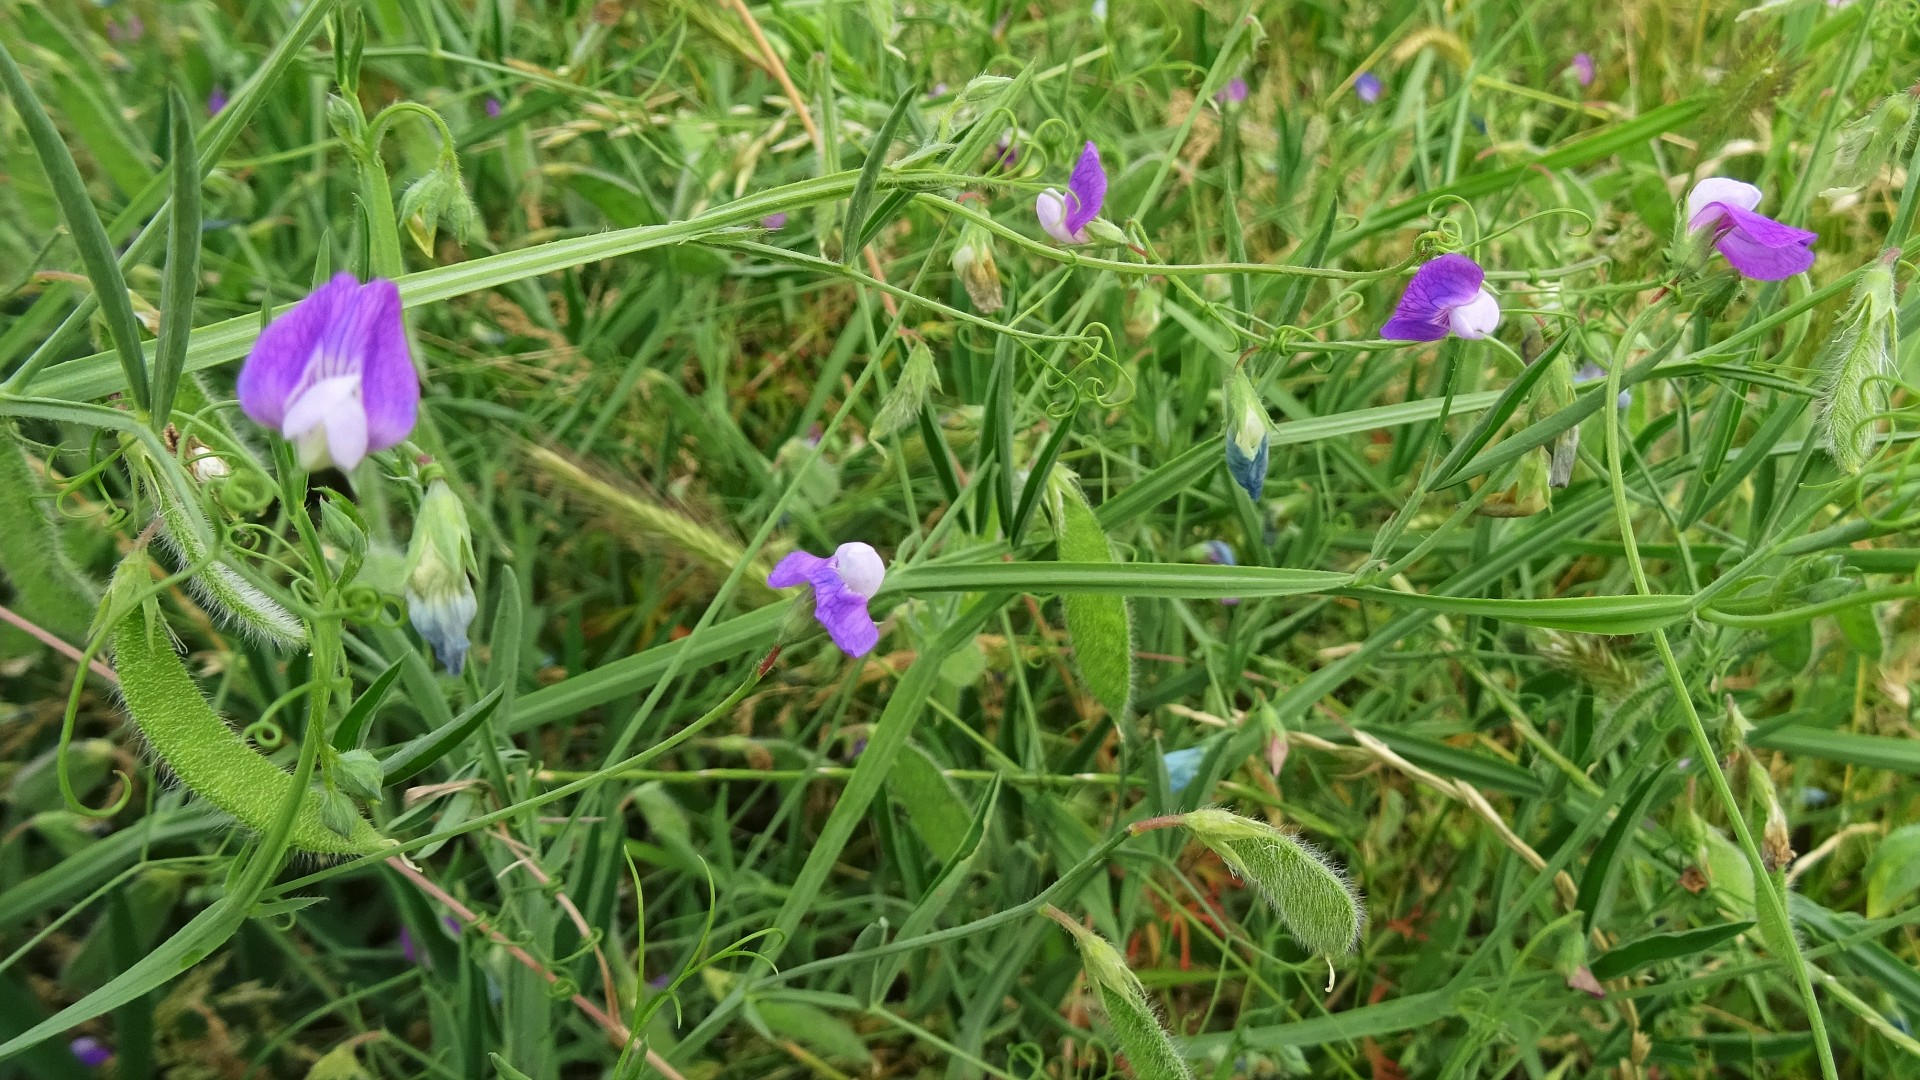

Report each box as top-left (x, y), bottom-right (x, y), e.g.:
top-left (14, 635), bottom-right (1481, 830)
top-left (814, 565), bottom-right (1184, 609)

top-left (1867, 824), bottom-right (1920, 918)
top-left (1588, 921), bottom-right (1754, 980)
top-left (380, 686), bottom-right (506, 784)
top-left (843, 87), bottom-right (916, 265)
top-left (1010, 409), bottom-right (1075, 546)
top-left (887, 562), bottom-right (1351, 599)
top-left (0, 40), bottom-right (150, 410)
top-left (1750, 725), bottom-right (1920, 775)
top-left (1342, 587), bottom-right (1690, 634)
top-left (1576, 762), bottom-right (1673, 928)
top-left (1429, 333), bottom-right (1569, 485)
top-left (331, 659), bottom-right (406, 752)
top-left (150, 87), bottom-right (201, 429)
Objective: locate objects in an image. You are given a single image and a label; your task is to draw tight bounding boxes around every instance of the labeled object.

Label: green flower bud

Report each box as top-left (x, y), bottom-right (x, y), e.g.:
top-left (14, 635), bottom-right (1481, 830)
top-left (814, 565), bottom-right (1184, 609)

top-left (404, 478), bottom-right (478, 675)
top-left (319, 492), bottom-right (368, 579)
top-left (1223, 370), bottom-right (1270, 501)
top-left (1043, 907), bottom-right (1192, 1080)
top-left (334, 748), bottom-right (385, 802)
top-left (1475, 446), bottom-right (1551, 518)
top-left (950, 221), bottom-right (1003, 313)
top-left (1082, 217), bottom-right (1131, 247)
top-left (400, 153), bottom-right (482, 256)
top-left (1814, 252), bottom-right (1898, 474)
top-left (871, 341), bottom-right (942, 441)
top-left (1180, 809), bottom-right (1363, 955)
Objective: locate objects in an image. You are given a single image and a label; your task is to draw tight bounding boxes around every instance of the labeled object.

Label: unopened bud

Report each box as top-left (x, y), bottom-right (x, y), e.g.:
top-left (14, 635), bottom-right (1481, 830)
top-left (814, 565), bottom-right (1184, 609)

top-left (404, 478), bottom-right (478, 674)
top-left (1179, 809), bottom-right (1363, 955)
top-left (1476, 447), bottom-right (1550, 517)
top-left (1082, 217), bottom-right (1130, 246)
top-left (318, 786), bottom-right (360, 840)
top-left (400, 151), bottom-right (482, 257)
top-left (1042, 906), bottom-right (1192, 1080)
top-left (1223, 370), bottom-right (1270, 501)
top-left (950, 221), bottom-right (1002, 312)
top-left (334, 748), bottom-right (385, 802)
top-left (320, 493), bottom-right (368, 563)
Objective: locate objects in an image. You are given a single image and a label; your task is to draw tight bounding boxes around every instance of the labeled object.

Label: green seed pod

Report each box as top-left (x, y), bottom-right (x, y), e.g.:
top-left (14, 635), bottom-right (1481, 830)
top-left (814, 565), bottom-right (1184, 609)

top-left (1045, 466), bottom-right (1134, 727)
top-left (1044, 907), bottom-right (1192, 1080)
top-left (871, 341), bottom-right (943, 442)
top-left (108, 554), bottom-right (383, 856)
top-left (1181, 809), bottom-right (1363, 955)
top-left (0, 433), bottom-right (99, 647)
top-left (147, 465), bottom-right (305, 649)
top-left (1826, 92), bottom-right (1917, 193)
top-left (1814, 254), bottom-right (1898, 474)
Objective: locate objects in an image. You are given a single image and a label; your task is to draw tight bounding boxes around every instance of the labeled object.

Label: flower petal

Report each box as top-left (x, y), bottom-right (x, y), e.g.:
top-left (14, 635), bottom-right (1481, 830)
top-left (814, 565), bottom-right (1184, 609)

top-left (769, 550), bottom-right (830, 589)
top-left (829, 542), bottom-right (885, 598)
top-left (282, 374), bottom-right (364, 470)
top-left (1225, 430), bottom-right (1270, 500)
top-left (236, 272), bottom-right (357, 429)
top-left (812, 574), bottom-right (880, 657)
top-left (332, 279), bottom-right (417, 453)
top-left (1064, 141), bottom-right (1107, 234)
top-left (1382, 254), bottom-right (1484, 340)
top-left (1035, 189), bottom-right (1080, 244)
top-left (1686, 177), bottom-right (1762, 229)
top-left (1714, 203), bottom-right (1817, 280)
top-left (1447, 288), bottom-right (1502, 339)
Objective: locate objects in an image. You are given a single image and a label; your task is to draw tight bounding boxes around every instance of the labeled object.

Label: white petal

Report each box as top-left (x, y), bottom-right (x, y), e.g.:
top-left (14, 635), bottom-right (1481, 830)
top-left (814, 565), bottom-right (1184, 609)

top-left (1035, 190), bottom-right (1079, 244)
top-left (1686, 177), bottom-right (1762, 228)
top-left (281, 374), bottom-right (366, 470)
top-left (831, 542), bottom-right (886, 598)
top-left (1448, 289), bottom-right (1502, 339)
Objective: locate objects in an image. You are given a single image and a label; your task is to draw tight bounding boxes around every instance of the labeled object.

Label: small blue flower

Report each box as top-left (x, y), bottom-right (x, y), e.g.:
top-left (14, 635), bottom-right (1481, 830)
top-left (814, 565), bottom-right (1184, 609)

top-left (1163, 746), bottom-right (1208, 793)
top-left (1355, 72), bottom-right (1383, 104)
top-left (1224, 371), bottom-right (1270, 500)
top-left (769, 542), bottom-right (887, 657)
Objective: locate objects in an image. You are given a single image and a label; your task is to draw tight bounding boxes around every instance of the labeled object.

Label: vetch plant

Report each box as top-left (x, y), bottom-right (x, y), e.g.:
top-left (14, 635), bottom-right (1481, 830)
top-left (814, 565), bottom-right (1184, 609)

top-left (1680, 178), bottom-right (1817, 281)
top-left (1167, 809), bottom-right (1364, 958)
top-left (1042, 906), bottom-right (1192, 1080)
top-left (1035, 141), bottom-right (1109, 245)
top-left (1812, 250), bottom-right (1898, 473)
top-left (1045, 465), bottom-right (1134, 726)
top-left (404, 470), bottom-right (478, 673)
top-left (237, 273), bottom-right (420, 472)
top-left (1223, 368), bottom-right (1271, 501)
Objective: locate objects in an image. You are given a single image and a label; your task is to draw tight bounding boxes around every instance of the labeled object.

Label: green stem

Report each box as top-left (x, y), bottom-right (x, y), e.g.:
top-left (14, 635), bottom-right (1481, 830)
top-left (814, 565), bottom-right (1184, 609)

top-left (1601, 300), bottom-right (1839, 1080)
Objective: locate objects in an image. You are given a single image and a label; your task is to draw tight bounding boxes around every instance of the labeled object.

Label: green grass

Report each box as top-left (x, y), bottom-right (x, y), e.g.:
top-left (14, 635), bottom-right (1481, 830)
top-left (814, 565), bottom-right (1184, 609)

top-left (3, 0), bottom-right (1920, 1077)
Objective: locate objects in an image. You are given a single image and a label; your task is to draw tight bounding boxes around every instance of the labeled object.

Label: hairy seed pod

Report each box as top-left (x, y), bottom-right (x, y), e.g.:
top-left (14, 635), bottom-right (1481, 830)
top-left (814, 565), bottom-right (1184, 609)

top-left (1044, 907), bottom-right (1192, 1080)
top-left (108, 555), bottom-right (382, 855)
top-left (871, 341), bottom-right (943, 442)
top-left (1046, 466), bottom-right (1134, 727)
top-left (0, 433), bottom-right (99, 647)
top-left (1814, 254), bottom-right (1898, 474)
top-left (1181, 809), bottom-right (1364, 955)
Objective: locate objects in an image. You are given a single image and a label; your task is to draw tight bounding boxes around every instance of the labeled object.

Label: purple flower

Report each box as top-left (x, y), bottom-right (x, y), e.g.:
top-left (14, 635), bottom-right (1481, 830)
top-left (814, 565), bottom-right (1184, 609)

top-left (208, 87), bottom-right (229, 115)
top-left (762, 212), bottom-right (788, 230)
top-left (1355, 72), bottom-right (1383, 104)
top-left (1035, 141), bottom-right (1107, 245)
top-left (1686, 177), bottom-right (1816, 281)
top-left (768, 542), bottom-right (886, 657)
top-left (995, 134), bottom-right (1018, 169)
top-left (1381, 254), bottom-right (1501, 342)
top-left (70, 1038), bottom-right (111, 1068)
top-left (1571, 52), bottom-right (1595, 88)
top-left (929, 83), bottom-right (949, 97)
top-left (1215, 77), bottom-right (1249, 105)
top-left (237, 273), bottom-right (419, 472)
top-left (400, 927), bottom-right (417, 963)
top-left (485, 97), bottom-right (503, 119)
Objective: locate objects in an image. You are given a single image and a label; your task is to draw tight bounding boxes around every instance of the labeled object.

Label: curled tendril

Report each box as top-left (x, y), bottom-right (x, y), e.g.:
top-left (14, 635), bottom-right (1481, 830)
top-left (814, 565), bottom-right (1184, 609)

top-left (1028, 116), bottom-right (1074, 170)
top-left (253, 682), bottom-right (314, 745)
top-left (1470, 207), bottom-right (1596, 253)
top-left (243, 719), bottom-right (286, 749)
top-left (547, 976), bottom-right (580, 1001)
top-left (339, 584), bottom-right (391, 623)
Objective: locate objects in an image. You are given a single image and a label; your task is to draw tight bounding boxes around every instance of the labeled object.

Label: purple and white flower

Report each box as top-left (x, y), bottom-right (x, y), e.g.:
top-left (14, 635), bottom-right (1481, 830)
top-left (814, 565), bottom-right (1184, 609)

top-left (1035, 141), bottom-right (1107, 245)
top-left (207, 87), bottom-right (228, 115)
top-left (769, 542), bottom-right (886, 657)
top-left (1381, 254), bottom-right (1501, 341)
top-left (1686, 177), bottom-right (1817, 281)
top-left (762, 212), bottom-right (788, 230)
top-left (485, 97), bottom-right (503, 119)
top-left (237, 273), bottom-right (419, 472)
top-left (1355, 72), bottom-right (1383, 104)
top-left (1215, 77), bottom-right (1249, 105)
top-left (1570, 53), bottom-right (1595, 87)
top-left (71, 1038), bottom-right (111, 1068)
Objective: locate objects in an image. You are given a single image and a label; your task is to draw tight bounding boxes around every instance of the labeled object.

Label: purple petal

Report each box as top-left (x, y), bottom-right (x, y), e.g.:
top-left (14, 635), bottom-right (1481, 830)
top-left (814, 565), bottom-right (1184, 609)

top-left (1064, 142), bottom-right (1107, 234)
top-left (769, 550), bottom-right (830, 589)
top-left (338, 279), bottom-right (418, 452)
top-left (208, 87), bottom-right (228, 115)
top-left (761, 212), bottom-right (787, 229)
top-left (237, 273), bottom-right (358, 430)
top-left (400, 927), bottom-right (417, 964)
top-left (1571, 53), bottom-right (1595, 87)
top-left (1355, 72), bottom-right (1382, 104)
top-left (1713, 203), bottom-right (1817, 281)
top-left (1381, 254), bottom-right (1483, 340)
top-left (1215, 77), bottom-right (1248, 104)
top-left (812, 573), bottom-right (879, 657)
top-left (485, 97), bottom-right (503, 119)
top-left (71, 1037), bottom-right (112, 1068)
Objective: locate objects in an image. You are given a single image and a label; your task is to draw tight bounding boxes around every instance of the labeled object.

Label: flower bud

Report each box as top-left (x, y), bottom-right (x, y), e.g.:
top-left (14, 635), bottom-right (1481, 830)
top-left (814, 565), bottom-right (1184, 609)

top-left (872, 341), bottom-right (942, 441)
top-left (334, 748), bottom-right (385, 802)
top-left (950, 221), bottom-right (1003, 313)
top-left (1745, 750), bottom-right (1795, 874)
top-left (400, 152), bottom-right (482, 257)
top-left (1081, 217), bottom-right (1130, 246)
top-left (1814, 252), bottom-right (1898, 474)
top-left (318, 786), bottom-right (361, 840)
top-left (1123, 283), bottom-right (1163, 343)
top-left (1223, 370), bottom-right (1270, 501)
top-left (1475, 446), bottom-right (1550, 517)
top-left (1179, 809), bottom-right (1363, 955)
top-left (1042, 907), bottom-right (1192, 1080)
top-left (320, 493), bottom-right (368, 564)
top-left (404, 478), bottom-right (478, 674)
top-left (1556, 922), bottom-right (1605, 998)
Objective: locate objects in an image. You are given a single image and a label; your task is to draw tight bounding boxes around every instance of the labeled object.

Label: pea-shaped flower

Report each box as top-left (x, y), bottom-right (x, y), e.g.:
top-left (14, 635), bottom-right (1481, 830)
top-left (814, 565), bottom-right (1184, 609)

top-left (1035, 141), bottom-right (1108, 245)
top-left (1223, 369), bottom-right (1270, 501)
top-left (1355, 72), bottom-right (1383, 104)
top-left (237, 273), bottom-right (419, 472)
top-left (1380, 253), bottom-right (1501, 342)
top-left (769, 542), bottom-right (886, 657)
top-left (1685, 178), bottom-right (1816, 281)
